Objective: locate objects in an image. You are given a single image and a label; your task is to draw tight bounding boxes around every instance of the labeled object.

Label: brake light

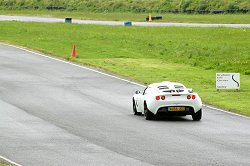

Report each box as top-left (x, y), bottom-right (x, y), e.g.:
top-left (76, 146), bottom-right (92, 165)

top-left (187, 95), bottom-right (191, 100)
top-left (192, 95), bottom-right (196, 100)
top-left (156, 96), bottom-right (166, 100)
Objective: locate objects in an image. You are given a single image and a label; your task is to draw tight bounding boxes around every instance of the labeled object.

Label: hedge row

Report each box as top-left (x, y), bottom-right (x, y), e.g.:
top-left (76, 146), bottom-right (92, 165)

top-left (0, 0), bottom-right (249, 12)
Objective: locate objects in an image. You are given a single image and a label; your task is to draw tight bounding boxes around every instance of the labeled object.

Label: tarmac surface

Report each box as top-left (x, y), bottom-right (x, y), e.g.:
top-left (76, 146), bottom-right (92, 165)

top-left (0, 15), bottom-right (250, 28)
top-left (0, 44), bottom-right (250, 166)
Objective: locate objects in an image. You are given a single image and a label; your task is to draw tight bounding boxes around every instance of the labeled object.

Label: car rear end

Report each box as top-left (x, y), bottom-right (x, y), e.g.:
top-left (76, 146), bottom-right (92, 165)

top-left (147, 90), bottom-right (202, 115)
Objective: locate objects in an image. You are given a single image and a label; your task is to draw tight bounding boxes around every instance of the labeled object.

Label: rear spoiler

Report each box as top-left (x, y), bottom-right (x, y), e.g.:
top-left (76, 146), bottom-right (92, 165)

top-left (162, 88), bottom-right (193, 93)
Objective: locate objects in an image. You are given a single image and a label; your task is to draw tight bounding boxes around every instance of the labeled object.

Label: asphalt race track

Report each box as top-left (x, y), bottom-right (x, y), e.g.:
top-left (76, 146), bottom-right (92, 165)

top-left (0, 15), bottom-right (250, 28)
top-left (0, 44), bottom-right (250, 166)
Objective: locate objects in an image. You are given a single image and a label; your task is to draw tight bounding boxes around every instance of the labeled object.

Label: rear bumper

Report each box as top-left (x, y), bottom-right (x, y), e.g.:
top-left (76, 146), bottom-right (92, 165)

top-left (156, 106), bottom-right (196, 116)
top-left (147, 99), bottom-right (202, 114)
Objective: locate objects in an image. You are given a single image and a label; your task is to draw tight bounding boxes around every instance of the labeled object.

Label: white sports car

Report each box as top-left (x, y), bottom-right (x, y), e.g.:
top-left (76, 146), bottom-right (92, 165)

top-left (132, 81), bottom-right (202, 121)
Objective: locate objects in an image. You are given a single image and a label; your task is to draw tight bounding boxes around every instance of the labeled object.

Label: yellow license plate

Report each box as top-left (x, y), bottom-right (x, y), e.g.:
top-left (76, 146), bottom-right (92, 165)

top-left (169, 107), bottom-right (186, 111)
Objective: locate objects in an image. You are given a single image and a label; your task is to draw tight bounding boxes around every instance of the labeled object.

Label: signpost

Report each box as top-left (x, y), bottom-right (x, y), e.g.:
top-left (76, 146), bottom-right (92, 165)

top-left (216, 73), bottom-right (240, 90)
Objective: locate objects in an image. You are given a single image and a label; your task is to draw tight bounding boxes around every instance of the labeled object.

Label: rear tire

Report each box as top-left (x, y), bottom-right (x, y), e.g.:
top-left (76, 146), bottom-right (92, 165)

top-left (133, 99), bottom-right (141, 115)
top-left (144, 102), bottom-right (154, 120)
top-left (192, 109), bottom-right (202, 121)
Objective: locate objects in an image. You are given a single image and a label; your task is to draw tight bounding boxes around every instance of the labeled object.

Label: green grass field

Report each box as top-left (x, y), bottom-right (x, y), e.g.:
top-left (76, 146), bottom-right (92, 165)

top-left (0, 21), bottom-right (249, 116)
top-left (0, 162), bottom-right (9, 166)
top-left (0, 9), bottom-right (250, 24)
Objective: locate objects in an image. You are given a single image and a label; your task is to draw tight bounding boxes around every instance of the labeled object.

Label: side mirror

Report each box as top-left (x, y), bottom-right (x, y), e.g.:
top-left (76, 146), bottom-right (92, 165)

top-left (135, 90), bottom-right (141, 94)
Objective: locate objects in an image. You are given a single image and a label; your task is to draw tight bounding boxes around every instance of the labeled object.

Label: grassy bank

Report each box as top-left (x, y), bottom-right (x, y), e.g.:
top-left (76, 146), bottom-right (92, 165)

top-left (0, 9), bottom-right (250, 24)
top-left (0, 164), bottom-right (8, 166)
top-left (0, 21), bottom-right (249, 116)
top-left (0, 0), bottom-right (249, 11)
top-left (0, 160), bottom-right (11, 166)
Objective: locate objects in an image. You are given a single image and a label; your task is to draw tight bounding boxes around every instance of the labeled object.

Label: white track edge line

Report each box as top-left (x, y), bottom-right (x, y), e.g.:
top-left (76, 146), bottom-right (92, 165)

top-left (1, 43), bottom-right (249, 119)
top-left (0, 155), bottom-right (22, 166)
top-left (203, 105), bottom-right (249, 119)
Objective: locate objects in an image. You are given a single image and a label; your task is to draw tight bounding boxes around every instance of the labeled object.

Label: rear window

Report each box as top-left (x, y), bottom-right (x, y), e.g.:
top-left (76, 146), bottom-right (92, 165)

top-left (158, 86), bottom-right (169, 90)
top-left (174, 85), bottom-right (184, 89)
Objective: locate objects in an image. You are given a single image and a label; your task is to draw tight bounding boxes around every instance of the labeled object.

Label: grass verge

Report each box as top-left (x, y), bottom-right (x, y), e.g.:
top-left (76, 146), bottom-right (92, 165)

top-left (0, 21), bottom-right (249, 116)
top-left (0, 9), bottom-right (250, 24)
top-left (0, 159), bottom-right (13, 166)
top-left (0, 164), bottom-right (9, 166)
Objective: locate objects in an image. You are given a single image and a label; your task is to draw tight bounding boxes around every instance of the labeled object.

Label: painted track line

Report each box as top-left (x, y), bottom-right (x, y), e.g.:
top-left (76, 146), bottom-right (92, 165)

top-left (1, 43), bottom-right (249, 119)
top-left (0, 155), bottom-right (22, 166)
top-left (203, 105), bottom-right (249, 119)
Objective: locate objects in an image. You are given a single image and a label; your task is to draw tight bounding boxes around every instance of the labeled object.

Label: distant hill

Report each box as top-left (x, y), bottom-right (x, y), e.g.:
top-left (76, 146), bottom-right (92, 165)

top-left (0, 0), bottom-right (249, 12)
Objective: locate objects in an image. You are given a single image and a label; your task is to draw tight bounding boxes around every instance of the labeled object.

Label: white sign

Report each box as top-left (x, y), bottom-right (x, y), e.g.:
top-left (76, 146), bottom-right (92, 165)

top-left (216, 73), bottom-right (240, 89)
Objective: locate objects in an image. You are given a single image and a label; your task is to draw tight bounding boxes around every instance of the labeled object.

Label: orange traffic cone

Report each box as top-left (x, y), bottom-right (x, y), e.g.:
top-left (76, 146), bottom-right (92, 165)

top-left (71, 45), bottom-right (76, 58)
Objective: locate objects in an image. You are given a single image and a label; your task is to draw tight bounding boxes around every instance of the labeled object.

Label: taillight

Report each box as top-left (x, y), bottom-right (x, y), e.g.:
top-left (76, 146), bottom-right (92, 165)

top-left (192, 95), bottom-right (196, 100)
top-left (156, 96), bottom-right (165, 100)
top-left (187, 95), bottom-right (191, 100)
